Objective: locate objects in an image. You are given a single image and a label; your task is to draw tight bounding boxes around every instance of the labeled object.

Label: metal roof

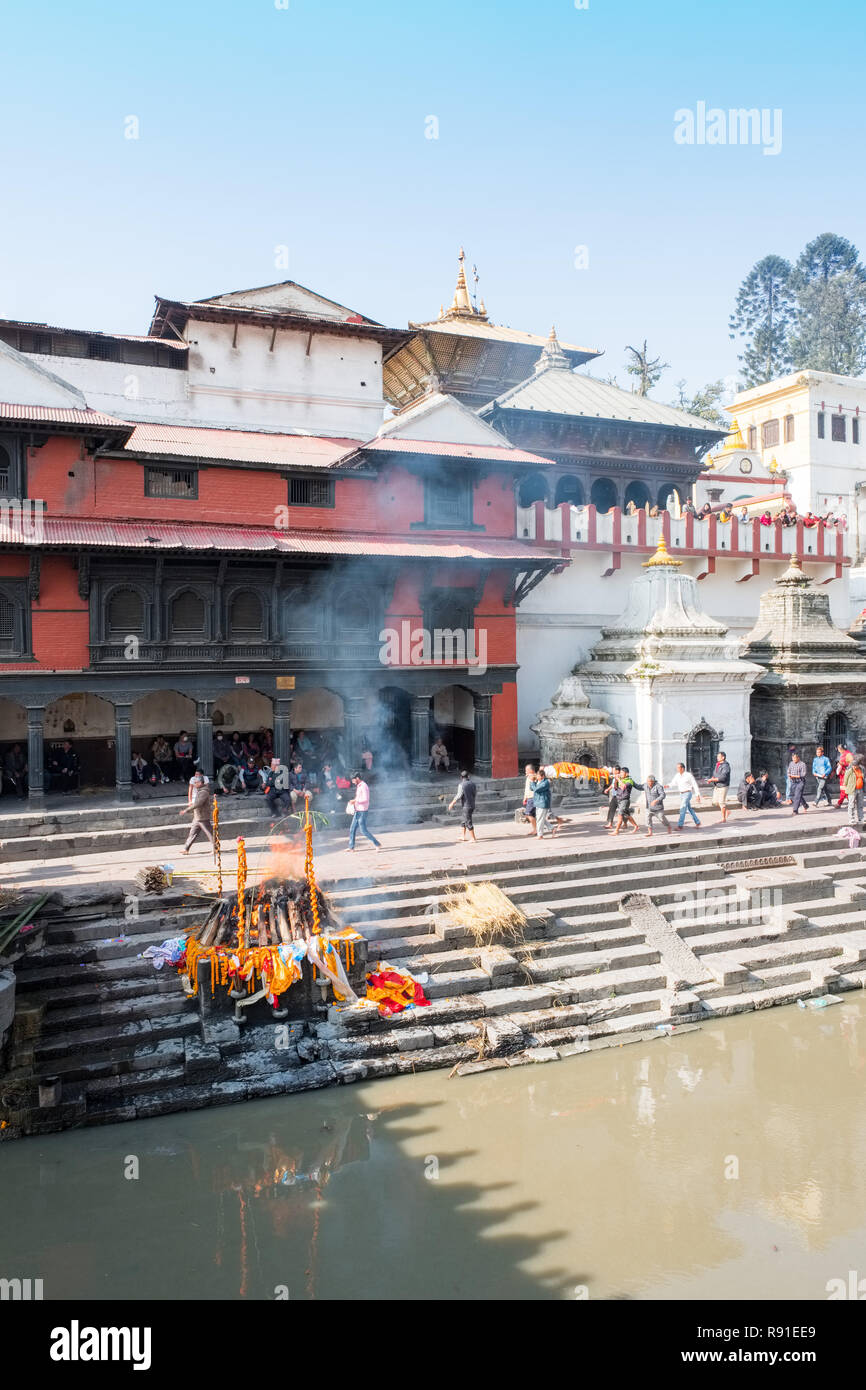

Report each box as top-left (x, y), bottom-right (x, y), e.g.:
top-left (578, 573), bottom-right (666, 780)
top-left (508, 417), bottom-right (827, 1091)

top-left (410, 318), bottom-right (600, 357)
top-left (2, 515), bottom-right (553, 562)
top-left (0, 403), bottom-right (129, 428)
top-left (487, 367), bottom-right (725, 433)
top-left (350, 436), bottom-right (554, 466)
top-left (120, 423), bottom-right (359, 468)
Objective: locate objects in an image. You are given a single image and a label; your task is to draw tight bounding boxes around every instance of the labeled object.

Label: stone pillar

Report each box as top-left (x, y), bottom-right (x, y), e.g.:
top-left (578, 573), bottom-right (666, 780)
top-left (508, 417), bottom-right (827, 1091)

top-left (410, 694), bottom-right (433, 772)
top-left (114, 702), bottom-right (132, 803)
top-left (26, 706), bottom-right (45, 804)
top-left (473, 691), bottom-right (493, 778)
top-left (196, 699), bottom-right (214, 777)
top-left (273, 696), bottom-right (293, 769)
top-left (342, 695), bottom-right (367, 772)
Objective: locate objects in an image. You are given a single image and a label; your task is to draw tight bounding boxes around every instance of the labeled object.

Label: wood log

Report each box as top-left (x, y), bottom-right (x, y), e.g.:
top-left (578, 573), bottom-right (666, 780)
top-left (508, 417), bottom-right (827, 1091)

top-left (274, 898), bottom-right (292, 946)
top-left (213, 902), bottom-right (231, 947)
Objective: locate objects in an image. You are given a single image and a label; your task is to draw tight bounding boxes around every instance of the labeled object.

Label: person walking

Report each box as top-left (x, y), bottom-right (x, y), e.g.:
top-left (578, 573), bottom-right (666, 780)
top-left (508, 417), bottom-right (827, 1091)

top-left (843, 754), bottom-right (865, 825)
top-left (610, 768), bottom-right (641, 835)
top-left (521, 763), bottom-right (539, 835)
top-left (644, 775), bottom-right (672, 836)
top-left (179, 771), bottom-right (215, 855)
top-left (783, 744), bottom-right (797, 803)
top-left (787, 749), bottom-right (809, 815)
top-left (708, 750), bottom-right (731, 824)
top-left (348, 772), bottom-right (381, 851)
top-left (602, 765), bottom-right (622, 829)
top-left (448, 770), bottom-right (478, 842)
top-left (671, 763), bottom-right (701, 829)
top-left (835, 745), bottom-right (852, 809)
top-left (533, 769), bottom-right (553, 838)
top-left (812, 745), bottom-right (833, 807)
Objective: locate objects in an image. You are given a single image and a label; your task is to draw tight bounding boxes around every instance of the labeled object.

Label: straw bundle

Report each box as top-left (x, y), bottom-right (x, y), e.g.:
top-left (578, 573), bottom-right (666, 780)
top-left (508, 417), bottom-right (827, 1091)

top-left (441, 880), bottom-right (526, 947)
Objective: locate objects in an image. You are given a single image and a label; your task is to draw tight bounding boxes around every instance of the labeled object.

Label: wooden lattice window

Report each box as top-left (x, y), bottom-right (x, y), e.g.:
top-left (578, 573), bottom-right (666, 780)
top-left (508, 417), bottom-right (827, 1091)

top-left (171, 589), bottom-right (206, 635)
top-left (288, 476), bottom-right (334, 508)
top-left (107, 588), bottom-right (144, 635)
top-left (229, 590), bottom-right (264, 635)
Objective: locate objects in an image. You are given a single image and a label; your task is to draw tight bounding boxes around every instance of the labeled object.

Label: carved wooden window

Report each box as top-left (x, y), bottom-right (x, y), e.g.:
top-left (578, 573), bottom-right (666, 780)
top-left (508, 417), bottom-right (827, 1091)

top-left (831, 414), bottom-right (846, 442)
top-left (107, 588), bottom-right (145, 636)
top-left (0, 438), bottom-right (25, 498)
top-left (761, 419), bottom-right (779, 448)
top-left (0, 580), bottom-right (30, 657)
top-left (229, 590), bottom-right (264, 636)
top-left (784, 414), bottom-right (795, 443)
top-left (424, 470), bottom-right (473, 528)
top-left (170, 589), bottom-right (206, 635)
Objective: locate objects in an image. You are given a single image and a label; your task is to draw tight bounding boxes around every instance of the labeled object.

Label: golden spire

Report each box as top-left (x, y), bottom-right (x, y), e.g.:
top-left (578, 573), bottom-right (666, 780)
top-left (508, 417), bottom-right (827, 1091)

top-left (642, 535), bottom-right (683, 568)
top-left (449, 247), bottom-right (473, 316)
top-left (534, 324), bottom-right (570, 374)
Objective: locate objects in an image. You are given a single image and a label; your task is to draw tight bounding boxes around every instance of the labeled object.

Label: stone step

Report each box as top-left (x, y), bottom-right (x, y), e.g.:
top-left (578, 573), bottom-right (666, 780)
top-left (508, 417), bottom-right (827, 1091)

top-left (40, 991), bottom-right (193, 1036)
top-left (33, 1011), bottom-right (199, 1064)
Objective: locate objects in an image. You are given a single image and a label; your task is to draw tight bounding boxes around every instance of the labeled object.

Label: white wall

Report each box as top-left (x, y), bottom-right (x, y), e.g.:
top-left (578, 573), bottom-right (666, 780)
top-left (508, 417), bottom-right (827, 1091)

top-left (517, 548), bottom-right (852, 750)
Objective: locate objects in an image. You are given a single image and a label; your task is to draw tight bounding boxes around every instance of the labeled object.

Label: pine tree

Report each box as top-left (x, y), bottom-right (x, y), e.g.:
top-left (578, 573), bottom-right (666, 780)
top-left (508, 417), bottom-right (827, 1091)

top-left (672, 379), bottom-right (729, 427)
top-left (789, 234), bottom-right (866, 374)
top-left (729, 254), bottom-right (794, 386)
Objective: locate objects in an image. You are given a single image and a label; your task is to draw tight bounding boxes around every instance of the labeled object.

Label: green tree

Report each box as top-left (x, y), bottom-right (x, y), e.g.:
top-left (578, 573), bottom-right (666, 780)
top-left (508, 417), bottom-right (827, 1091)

top-left (729, 254), bottom-right (794, 386)
top-left (789, 234), bottom-right (866, 374)
top-left (624, 340), bottom-right (669, 395)
top-left (672, 379), bottom-right (729, 428)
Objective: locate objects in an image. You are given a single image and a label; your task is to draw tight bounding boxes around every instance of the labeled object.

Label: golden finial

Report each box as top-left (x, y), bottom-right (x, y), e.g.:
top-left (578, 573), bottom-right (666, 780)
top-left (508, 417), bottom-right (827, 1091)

top-left (769, 456), bottom-right (779, 473)
top-left (642, 535), bottom-right (683, 568)
top-left (449, 247), bottom-right (473, 315)
top-left (721, 418), bottom-right (746, 451)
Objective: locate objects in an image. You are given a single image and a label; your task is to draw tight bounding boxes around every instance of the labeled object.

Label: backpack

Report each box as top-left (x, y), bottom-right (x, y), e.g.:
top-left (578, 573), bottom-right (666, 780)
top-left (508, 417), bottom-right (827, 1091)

top-left (856, 767), bottom-right (864, 791)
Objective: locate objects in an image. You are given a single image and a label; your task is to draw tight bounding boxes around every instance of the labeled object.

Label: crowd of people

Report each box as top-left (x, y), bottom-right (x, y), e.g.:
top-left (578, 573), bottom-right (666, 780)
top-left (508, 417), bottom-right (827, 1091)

top-left (621, 497), bottom-right (848, 529)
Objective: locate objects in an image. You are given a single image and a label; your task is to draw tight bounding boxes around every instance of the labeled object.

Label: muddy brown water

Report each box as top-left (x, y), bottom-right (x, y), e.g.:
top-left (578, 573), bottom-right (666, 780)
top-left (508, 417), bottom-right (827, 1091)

top-left (2, 997), bottom-right (866, 1301)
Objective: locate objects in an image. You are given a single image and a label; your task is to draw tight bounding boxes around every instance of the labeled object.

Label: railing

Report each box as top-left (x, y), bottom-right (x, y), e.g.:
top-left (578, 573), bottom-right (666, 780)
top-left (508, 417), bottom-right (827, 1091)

top-left (516, 503), bottom-right (850, 569)
top-left (88, 640), bottom-right (383, 666)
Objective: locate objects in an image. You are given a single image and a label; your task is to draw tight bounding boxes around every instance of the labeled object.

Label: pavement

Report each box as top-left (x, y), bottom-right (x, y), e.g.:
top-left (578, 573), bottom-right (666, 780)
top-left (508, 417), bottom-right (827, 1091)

top-left (1, 797), bottom-right (854, 895)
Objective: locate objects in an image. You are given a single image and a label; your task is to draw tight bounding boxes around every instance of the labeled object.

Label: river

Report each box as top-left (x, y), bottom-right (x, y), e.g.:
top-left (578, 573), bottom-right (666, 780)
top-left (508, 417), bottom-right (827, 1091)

top-left (2, 997), bottom-right (865, 1301)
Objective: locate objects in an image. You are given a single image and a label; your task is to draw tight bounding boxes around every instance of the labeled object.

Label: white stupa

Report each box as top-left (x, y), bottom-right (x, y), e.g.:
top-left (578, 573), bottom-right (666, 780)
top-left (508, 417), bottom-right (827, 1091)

top-left (574, 537), bottom-right (763, 783)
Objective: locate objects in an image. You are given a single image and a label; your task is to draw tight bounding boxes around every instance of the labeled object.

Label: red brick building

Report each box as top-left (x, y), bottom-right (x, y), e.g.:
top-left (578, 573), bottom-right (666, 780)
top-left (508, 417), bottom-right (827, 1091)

top-left (0, 280), bottom-right (558, 800)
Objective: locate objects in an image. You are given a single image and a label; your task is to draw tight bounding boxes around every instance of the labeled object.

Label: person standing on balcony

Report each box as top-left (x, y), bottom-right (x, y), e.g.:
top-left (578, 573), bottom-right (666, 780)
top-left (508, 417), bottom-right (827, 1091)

top-left (709, 751), bottom-right (731, 824)
top-left (348, 773), bottom-right (382, 852)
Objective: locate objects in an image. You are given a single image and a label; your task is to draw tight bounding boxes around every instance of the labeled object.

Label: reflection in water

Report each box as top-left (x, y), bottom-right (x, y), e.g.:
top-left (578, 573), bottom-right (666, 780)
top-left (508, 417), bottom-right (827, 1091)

top-left (2, 998), bottom-right (866, 1300)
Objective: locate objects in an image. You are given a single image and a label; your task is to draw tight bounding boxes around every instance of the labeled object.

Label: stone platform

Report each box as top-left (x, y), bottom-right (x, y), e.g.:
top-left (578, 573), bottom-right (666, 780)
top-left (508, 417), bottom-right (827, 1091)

top-left (2, 812), bottom-right (865, 1134)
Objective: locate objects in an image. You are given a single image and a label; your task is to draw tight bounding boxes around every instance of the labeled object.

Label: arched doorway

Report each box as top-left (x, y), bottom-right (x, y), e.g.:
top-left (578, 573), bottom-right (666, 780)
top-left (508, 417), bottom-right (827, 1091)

top-left (433, 685), bottom-right (475, 769)
top-left (44, 693), bottom-right (116, 788)
top-left (290, 688), bottom-right (345, 769)
top-left (130, 691), bottom-right (196, 781)
top-left (624, 481), bottom-right (652, 512)
top-left (686, 721), bottom-right (719, 780)
top-left (823, 710), bottom-right (850, 754)
top-left (517, 472), bottom-right (549, 508)
top-left (0, 696), bottom-right (27, 799)
top-left (658, 483), bottom-right (682, 513)
top-left (590, 477), bottom-right (618, 514)
top-left (376, 687), bottom-right (412, 771)
top-left (554, 475), bottom-right (585, 507)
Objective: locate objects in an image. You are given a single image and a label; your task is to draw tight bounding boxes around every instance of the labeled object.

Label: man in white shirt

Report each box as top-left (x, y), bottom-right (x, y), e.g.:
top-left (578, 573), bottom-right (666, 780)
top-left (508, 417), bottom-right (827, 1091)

top-left (670, 762), bottom-right (701, 829)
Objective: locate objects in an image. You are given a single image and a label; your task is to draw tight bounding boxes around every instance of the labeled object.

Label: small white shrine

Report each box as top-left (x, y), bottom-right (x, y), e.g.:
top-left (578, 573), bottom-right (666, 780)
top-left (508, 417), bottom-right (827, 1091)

top-left (572, 538), bottom-right (763, 782)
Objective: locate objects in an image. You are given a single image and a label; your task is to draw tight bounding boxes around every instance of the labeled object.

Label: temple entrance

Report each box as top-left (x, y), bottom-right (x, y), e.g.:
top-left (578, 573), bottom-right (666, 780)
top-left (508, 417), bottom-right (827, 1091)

top-left (624, 481), bottom-right (652, 511)
top-left (823, 711), bottom-right (850, 753)
top-left (433, 685), bottom-right (475, 770)
top-left (686, 722), bottom-right (719, 780)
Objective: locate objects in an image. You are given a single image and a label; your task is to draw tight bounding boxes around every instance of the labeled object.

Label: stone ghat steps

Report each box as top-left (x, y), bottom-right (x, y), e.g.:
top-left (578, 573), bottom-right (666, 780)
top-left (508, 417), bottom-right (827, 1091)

top-left (31, 1010), bottom-right (200, 1067)
top-left (325, 825), bottom-right (848, 909)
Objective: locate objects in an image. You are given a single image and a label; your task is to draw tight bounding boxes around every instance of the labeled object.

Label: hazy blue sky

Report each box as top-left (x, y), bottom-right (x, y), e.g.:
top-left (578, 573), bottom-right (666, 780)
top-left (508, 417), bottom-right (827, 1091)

top-left (2, 0), bottom-right (863, 397)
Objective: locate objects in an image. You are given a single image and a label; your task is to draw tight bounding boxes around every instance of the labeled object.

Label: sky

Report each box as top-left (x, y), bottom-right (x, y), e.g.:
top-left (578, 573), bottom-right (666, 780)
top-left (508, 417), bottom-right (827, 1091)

top-left (2, 0), bottom-right (864, 400)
